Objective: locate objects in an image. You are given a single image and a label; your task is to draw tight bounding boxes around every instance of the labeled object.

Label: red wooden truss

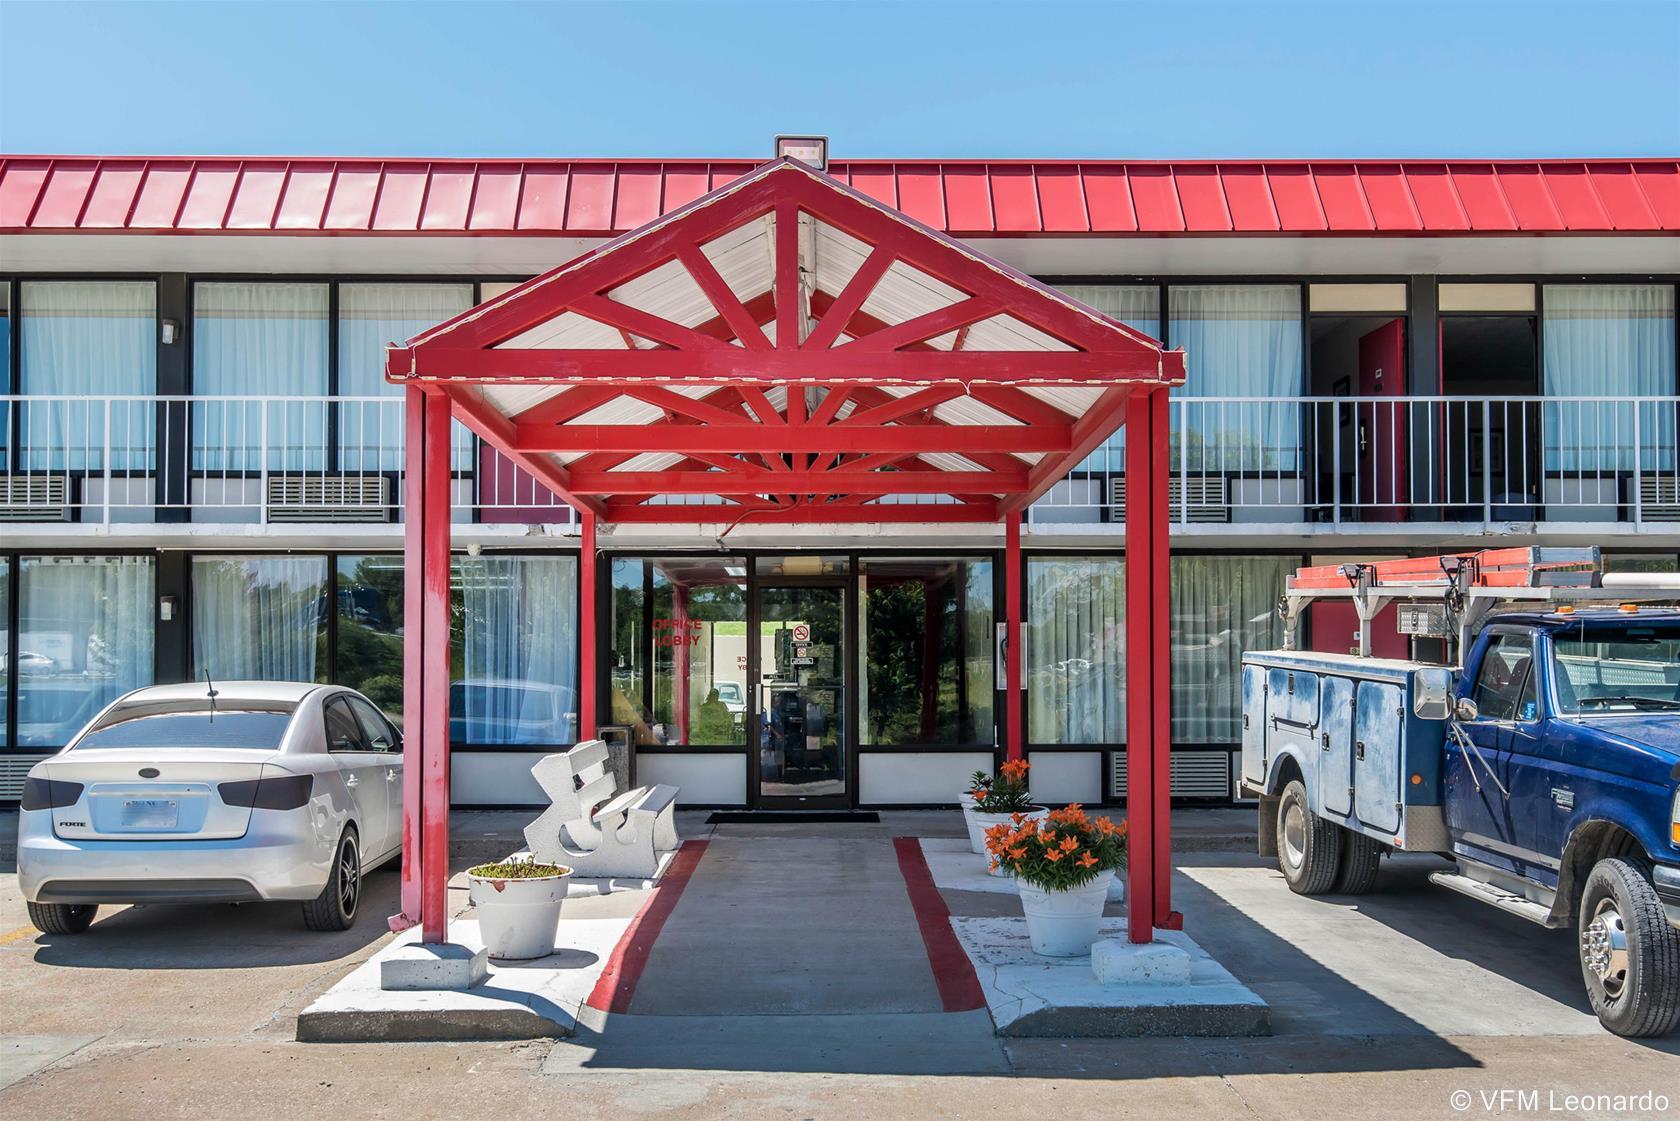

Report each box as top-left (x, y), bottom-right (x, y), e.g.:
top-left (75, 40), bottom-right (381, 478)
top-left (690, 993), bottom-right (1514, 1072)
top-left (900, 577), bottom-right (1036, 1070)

top-left (387, 158), bottom-right (1182, 949)
top-left (386, 157), bottom-right (1183, 524)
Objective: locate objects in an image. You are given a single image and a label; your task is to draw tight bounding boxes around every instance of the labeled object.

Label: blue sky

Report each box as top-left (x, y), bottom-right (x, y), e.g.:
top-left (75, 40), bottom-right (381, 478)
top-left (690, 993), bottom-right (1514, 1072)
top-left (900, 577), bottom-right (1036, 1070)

top-left (1, 0), bottom-right (1675, 159)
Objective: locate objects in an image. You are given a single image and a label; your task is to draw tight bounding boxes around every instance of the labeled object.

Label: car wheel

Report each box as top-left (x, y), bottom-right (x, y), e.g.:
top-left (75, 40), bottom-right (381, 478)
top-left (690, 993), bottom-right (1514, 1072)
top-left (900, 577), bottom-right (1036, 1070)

top-left (302, 829), bottom-right (361, 932)
top-left (1333, 828), bottom-right (1384, 895)
top-left (26, 901), bottom-right (97, 935)
top-left (1276, 779), bottom-right (1341, 895)
top-left (1577, 857), bottom-right (1680, 1038)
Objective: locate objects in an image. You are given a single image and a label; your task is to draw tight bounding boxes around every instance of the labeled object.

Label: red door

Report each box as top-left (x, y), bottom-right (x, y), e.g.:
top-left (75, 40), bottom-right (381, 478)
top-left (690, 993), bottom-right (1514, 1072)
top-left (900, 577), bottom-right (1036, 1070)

top-left (1356, 319), bottom-right (1407, 521)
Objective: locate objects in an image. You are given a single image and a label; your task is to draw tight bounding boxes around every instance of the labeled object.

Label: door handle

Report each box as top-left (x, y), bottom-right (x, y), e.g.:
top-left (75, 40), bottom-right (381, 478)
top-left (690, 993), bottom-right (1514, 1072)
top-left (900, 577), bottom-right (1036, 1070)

top-left (345, 775), bottom-right (359, 789)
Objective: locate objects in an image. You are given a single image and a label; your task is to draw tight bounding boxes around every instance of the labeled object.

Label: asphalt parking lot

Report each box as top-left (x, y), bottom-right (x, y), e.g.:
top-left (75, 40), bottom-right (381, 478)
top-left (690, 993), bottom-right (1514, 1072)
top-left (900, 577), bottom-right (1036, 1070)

top-left (3, 809), bottom-right (1677, 1121)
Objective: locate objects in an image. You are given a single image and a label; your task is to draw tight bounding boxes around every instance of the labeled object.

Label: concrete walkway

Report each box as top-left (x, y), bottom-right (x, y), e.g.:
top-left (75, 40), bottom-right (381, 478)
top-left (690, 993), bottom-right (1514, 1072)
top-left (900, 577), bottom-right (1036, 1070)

top-left (624, 836), bottom-right (947, 1015)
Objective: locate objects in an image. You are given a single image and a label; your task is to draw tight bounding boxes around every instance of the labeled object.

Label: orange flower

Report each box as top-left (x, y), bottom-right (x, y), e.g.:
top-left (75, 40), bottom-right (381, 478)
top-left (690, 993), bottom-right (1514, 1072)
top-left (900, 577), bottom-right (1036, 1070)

top-left (969, 789), bottom-right (984, 802)
top-left (1008, 846), bottom-right (1027, 860)
top-left (1044, 849), bottom-right (1063, 863)
top-left (1059, 835), bottom-right (1080, 853)
top-left (1077, 851), bottom-right (1098, 868)
top-left (1000, 759), bottom-right (1030, 781)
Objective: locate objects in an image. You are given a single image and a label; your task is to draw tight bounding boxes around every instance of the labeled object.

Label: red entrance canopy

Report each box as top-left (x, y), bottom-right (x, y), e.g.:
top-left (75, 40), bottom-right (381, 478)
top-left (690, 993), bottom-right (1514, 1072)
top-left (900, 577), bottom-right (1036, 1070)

top-left (385, 158), bottom-right (1182, 950)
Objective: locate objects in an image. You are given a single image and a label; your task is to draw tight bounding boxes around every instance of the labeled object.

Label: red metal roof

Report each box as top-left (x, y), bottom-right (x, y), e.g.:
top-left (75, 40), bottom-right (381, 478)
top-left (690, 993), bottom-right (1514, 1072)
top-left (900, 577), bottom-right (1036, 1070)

top-left (2, 156), bottom-right (1675, 237)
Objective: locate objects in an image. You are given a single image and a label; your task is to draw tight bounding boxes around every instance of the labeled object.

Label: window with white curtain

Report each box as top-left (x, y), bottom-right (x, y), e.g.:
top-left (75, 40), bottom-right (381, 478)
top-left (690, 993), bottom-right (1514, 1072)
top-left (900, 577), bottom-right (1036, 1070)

top-left (337, 284), bottom-right (474, 471)
top-left (452, 555), bottom-right (580, 745)
top-left (1169, 285), bottom-right (1303, 473)
top-left (1542, 284), bottom-right (1676, 474)
top-left (192, 283), bottom-right (329, 472)
top-left (17, 555), bottom-right (155, 748)
top-left (191, 555), bottom-right (327, 683)
top-left (1027, 556), bottom-right (1127, 744)
top-left (1025, 553), bottom-right (1295, 746)
top-left (1054, 286), bottom-right (1160, 474)
top-left (20, 281), bottom-right (157, 470)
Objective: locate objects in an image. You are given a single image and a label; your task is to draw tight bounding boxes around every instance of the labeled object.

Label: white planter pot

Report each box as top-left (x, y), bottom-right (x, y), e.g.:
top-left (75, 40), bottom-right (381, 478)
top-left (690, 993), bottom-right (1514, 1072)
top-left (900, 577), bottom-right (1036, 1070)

top-left (965, 805), bottom-right (1048, 856)
top-left (468, 867), bottom-right (573, 961)
top-left (1017, 875), bottom-right (1111, 957)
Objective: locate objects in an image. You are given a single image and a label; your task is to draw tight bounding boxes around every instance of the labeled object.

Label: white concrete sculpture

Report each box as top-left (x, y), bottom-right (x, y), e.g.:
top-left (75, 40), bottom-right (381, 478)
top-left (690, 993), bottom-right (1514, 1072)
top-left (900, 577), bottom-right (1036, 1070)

top-left (523, 740), bottom-right (680, 878)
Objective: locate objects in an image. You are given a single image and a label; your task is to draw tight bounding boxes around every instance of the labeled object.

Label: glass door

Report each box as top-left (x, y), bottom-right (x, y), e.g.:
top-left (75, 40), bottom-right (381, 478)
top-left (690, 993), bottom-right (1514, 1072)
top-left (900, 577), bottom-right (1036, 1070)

top-left (753, 583), bottom-right (848, 807)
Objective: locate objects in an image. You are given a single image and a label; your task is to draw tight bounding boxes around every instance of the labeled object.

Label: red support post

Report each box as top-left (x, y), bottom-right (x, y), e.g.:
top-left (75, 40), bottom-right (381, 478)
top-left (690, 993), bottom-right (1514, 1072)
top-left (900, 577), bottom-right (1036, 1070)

top-left (1124, 387), bottom-right (1177, 943)
top-left (578, 509), bottom-right (598, 741)
top-left (394, 385), bottom-right (454, 943)
top-left (1004, 512), bottom-right (1023, 762)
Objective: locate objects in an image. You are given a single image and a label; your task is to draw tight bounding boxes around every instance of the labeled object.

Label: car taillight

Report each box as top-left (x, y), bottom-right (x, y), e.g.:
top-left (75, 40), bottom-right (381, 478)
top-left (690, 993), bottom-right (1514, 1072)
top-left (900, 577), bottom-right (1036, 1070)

top-left (20, 777), bottom-right (84, 811)
top-left (218, 774), bottom-right (313, 811)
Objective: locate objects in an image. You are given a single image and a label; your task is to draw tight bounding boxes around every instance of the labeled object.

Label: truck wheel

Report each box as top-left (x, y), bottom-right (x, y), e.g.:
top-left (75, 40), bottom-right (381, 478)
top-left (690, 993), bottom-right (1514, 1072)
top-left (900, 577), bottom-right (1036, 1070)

top-left (1276, 780), bottom-right (1342, 895)
top-left (26, 901), bottom-right (97, 935)
top-left (1577, 857), bottom-right (1680, 1038)
top-left (1334, 829), bottom-right (1384, 895)
top-left (302, 829), bottom-right (361, 932)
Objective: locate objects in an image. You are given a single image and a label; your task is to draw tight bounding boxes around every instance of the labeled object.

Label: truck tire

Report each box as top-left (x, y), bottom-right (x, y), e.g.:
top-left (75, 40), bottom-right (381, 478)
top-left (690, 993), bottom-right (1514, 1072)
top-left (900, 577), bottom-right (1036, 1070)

top-left (1577, 857), bottom-right (1680, 1038)
top-left (26, 901), bottom-right (97, 935)
top-left (1276, 779), bottom-right (1342, 895)
top-left (1334, 829), bottom-right (1384, 895)
top-left (302, 829), bottom-right (361, 932)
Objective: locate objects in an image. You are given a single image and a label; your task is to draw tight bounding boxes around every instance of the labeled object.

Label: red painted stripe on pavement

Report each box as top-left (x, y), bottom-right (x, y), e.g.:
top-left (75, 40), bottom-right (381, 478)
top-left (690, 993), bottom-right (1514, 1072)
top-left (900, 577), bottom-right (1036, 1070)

top-left (892, 836), bottom-right (986, 1012)
top-left (585, 838), bottom-right (709, 1014)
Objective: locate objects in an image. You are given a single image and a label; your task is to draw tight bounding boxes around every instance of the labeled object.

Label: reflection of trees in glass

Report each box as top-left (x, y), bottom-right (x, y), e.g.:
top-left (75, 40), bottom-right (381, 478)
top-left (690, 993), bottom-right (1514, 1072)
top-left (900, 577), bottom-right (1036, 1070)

top-left (335, 556), bottom-right (405, 717)
top-left (865, 575), bottom-right (970, 744)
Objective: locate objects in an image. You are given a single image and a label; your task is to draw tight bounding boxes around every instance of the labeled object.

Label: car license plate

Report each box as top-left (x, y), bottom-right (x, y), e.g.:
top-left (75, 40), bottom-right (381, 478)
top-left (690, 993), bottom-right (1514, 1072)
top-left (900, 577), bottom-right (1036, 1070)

top-left (122, 798), bottom-right (178, 829)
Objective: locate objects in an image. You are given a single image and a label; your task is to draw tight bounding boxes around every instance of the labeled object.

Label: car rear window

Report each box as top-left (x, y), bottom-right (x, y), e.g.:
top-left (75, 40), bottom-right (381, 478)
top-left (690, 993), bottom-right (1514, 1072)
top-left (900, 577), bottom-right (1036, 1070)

top-left (76, 707), bottom-right (298, 750)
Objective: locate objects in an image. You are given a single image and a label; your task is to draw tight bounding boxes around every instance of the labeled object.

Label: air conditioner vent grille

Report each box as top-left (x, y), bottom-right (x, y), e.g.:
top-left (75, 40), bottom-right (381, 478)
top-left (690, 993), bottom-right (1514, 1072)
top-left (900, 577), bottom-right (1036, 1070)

top-left (1111, 476), bottom-right (1229, 523)
top-left (0, 475), bottom-right (70, 521)
top-left (1109, 750), bottom-right (1234, 800)
top-left (265, 475), bottom-right (393, 522)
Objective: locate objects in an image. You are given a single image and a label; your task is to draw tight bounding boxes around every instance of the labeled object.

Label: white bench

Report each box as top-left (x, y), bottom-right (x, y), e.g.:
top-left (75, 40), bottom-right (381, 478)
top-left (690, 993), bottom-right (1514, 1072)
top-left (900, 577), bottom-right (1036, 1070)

top-left (523, 741), bottom-right (680, 878)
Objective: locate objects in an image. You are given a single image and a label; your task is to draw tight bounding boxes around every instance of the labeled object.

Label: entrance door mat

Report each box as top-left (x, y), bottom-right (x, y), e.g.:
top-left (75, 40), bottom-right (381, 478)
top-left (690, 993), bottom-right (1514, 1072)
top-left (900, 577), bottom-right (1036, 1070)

top-left (705, 811), bottom-right (881, 824)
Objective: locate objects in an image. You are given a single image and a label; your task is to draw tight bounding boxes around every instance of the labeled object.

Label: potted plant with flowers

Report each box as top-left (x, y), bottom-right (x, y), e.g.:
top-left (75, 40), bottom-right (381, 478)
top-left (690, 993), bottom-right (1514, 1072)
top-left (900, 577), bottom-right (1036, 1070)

top-left (963, 759), bottom-right (1048, 857)
top-left (466, 856), bottom-right (573, 961)
top-left (985, 805), bottom-right (1127, 956)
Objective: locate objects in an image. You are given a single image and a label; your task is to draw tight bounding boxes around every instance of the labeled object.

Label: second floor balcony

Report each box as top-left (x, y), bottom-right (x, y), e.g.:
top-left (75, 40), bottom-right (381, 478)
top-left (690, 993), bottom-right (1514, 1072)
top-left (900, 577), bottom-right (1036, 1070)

top-left (2, 393), bottom-right (1677, 535)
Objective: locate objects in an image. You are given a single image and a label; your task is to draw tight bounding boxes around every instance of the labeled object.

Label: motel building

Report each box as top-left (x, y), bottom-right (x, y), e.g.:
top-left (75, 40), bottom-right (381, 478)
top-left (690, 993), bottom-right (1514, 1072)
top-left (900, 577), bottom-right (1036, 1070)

top-left (1, 147), bottom-right (1677, 820)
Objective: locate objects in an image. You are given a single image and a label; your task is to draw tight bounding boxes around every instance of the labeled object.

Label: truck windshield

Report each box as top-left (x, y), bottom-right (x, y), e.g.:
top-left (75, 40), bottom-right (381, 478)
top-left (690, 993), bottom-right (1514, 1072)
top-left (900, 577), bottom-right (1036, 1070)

top-left (1552, 625), bottom-right (1680, 714)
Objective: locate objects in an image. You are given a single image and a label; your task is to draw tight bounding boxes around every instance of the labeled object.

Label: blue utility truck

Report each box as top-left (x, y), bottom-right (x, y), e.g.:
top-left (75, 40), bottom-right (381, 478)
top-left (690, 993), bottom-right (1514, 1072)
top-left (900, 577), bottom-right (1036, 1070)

top-left (1240, 548), bottom-right (1680, 1038)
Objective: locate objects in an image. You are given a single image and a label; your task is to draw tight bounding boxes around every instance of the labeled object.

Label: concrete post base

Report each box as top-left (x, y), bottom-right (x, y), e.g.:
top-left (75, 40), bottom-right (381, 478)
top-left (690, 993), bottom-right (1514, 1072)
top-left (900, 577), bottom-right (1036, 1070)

top-left (379, 942), bottom-right (489, 992)
top-left (1091, 938), bottom-right (1192, 986)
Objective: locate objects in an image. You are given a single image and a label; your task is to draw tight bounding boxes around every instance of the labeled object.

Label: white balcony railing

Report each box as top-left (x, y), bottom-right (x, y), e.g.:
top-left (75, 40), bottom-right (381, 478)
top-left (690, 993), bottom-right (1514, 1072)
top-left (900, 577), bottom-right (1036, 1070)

top-left (0, 395), bottom-right (574, 524)
top-left (1030, 395), bottom-right (1680, 526)
top-left (3, 394), bottom-right (1676, 529)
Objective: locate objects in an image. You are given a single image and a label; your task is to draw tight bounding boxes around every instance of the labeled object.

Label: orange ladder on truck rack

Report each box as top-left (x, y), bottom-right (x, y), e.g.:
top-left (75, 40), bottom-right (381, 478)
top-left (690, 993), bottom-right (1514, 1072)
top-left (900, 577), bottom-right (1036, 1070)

top-left (1288, 547), bottom-right (1601, 592)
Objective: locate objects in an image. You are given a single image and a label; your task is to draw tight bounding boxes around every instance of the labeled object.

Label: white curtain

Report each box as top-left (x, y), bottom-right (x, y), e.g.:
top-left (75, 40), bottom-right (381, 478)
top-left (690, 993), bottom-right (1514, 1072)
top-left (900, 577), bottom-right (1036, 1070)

top-left (456, 555), bottom-right (580, 745)
top-left (1026, 557), bottom-right (1127, 744)
top-left (338, 284), bottom-right (474, 471)
top-left (20, 281), bottom-right (156, 470)
top-left (16, 555), bottom-right (155, 747)
top-left (1170, 556), bottom-right (1293, 743)
top-left (1543, 284), bottom-right (1676, 473)
top-left (192, 283), bottom-right (329, 472)
top-left (1169, 286), bottom-right (1303, 472)
top-left (191, 556), bottom-right (326, 682)
top-left (1056, 285), bottom-right (1160, 473)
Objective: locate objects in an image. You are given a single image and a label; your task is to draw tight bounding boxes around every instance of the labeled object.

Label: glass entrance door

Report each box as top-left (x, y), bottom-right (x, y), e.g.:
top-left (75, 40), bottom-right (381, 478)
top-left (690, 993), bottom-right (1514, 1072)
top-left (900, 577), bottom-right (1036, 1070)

top-left (753, 583), bottom-right (847, 806)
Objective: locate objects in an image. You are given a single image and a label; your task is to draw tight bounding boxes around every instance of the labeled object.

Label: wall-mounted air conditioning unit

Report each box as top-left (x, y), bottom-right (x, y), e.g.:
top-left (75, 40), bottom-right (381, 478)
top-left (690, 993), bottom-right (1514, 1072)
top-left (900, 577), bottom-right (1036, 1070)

top-left (1633, 474), bottom-right (1680, 522)
top-left (0, 475), bottom-right (70, 521)
top-left (266, 475), bottom-right (393, 522)
top-left (1109, 749), bottom-right (1235, 801)
top-left (1111, 475), bottom-right (1229, 523)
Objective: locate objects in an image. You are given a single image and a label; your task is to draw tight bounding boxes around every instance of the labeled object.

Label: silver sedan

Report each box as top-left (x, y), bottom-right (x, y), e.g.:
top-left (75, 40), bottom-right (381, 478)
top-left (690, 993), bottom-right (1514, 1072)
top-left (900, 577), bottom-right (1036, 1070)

top-left (16, 681), bottom-right (403, 934)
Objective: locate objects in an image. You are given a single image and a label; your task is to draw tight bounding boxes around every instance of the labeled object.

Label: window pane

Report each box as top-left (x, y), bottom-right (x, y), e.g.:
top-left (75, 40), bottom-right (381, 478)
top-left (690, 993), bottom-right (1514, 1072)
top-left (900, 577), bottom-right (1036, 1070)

top-left (1474, 635), bottom-right (1534, 722)
top-left (1543, 284), bottom-right (1676, 473)
top-left (191, 555), bottom-right (327, 683)
top-left (451, 555), bottom-right (579, 746)
top-left (1027, 556), bottom-right (1126, 744)
top-left (649, 558), bottom-right (747, 747)
top-left (0, 558), bottom-right (8, 747)
top-left (17, 555), bottom-right (155, 749)
top-left (1170, 555), bottom-right (1295, 743)
top-left (608, 558), bottom-right (649, 739)
top-left (1054, 285), bottom-right (1159, 474)
top-left (20, 281), bottom-right (157, 471)
top-left (860, 558), bottom-right (994, 745)
top-left (192, 282), bottom-right (329, 473)
top-left (337, 284), bottom-right (474, 472)
top-left (1169, 285), bottom-right (1303, 473)
top-left (334, 555), bottom-right (405, 724)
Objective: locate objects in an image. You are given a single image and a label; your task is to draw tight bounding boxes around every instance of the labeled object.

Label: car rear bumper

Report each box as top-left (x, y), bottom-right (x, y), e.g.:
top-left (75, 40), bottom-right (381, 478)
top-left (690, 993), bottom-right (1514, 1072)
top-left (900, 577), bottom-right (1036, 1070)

top-left (16, 808), bottom-right (335, 905)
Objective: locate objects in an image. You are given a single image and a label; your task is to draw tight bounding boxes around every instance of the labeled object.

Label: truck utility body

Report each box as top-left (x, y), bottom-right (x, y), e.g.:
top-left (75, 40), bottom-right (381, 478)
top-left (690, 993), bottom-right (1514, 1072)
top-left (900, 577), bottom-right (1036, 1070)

top-left (1240, 548), bottom-right (1680, 1038)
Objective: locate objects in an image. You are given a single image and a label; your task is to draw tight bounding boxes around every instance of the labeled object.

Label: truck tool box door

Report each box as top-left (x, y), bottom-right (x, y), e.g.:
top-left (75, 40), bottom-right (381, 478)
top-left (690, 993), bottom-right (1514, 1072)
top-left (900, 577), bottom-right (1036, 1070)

top-left (1319, 675), bottom-right (1355, 818)
top-left (1240, 664), bottom-right (1267, 786)
top-left (1266, 666), bottom-right (1322, 800)
top-left (1353, 681), bottom-right (1404, 834)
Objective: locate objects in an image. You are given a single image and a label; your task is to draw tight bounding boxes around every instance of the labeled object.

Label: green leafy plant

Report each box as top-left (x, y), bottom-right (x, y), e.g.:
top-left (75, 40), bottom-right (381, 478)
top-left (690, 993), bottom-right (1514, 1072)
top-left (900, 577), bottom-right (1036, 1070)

top-left (467, 859), bottom-right (572, 880)
top-left (985, 805), bottom-right (1127, 891)
top-left (968, 758), bottom-right (1036, 814)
